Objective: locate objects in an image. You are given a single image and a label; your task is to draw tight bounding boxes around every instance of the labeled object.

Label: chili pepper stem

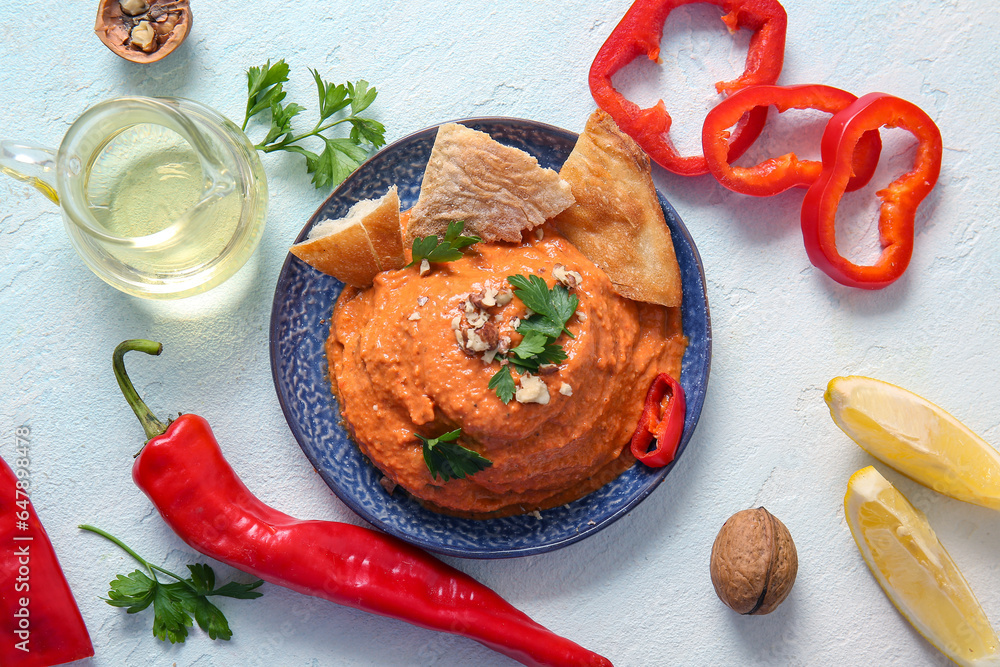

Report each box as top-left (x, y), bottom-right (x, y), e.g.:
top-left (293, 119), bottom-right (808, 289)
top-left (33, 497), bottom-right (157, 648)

top-left (113, 339), bottom-right (168, 442)
top-left (79, 524), bottom-right (191, 586)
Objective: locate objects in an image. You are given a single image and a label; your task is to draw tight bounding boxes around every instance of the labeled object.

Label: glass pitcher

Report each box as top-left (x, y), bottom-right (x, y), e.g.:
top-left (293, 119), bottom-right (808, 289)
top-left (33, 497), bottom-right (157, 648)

top-left (0, 97), bottom-right (268, 299)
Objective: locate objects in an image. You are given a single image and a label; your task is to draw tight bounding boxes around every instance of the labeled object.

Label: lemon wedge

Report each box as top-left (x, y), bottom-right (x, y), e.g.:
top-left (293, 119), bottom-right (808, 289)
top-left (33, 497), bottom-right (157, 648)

top-left (826, 376), bottom-right (1000, 510)
top-left (846, 466), bottom-right (999, 665)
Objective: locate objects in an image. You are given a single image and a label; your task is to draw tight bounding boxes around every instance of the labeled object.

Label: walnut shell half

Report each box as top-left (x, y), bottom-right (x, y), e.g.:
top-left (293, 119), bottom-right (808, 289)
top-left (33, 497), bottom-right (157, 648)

top-left (709, 507), bottom-right (797, 615)
top-left (95, 0), bottom-right (192, 64)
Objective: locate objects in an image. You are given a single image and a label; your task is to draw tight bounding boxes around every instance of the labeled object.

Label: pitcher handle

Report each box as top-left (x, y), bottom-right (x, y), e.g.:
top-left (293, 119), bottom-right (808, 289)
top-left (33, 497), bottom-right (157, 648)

top-left (0, 141), bottom-right (60, 205)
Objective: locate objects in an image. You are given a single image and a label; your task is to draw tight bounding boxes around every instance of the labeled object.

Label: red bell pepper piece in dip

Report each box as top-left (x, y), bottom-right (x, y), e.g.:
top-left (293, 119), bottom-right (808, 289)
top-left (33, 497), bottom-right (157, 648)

top-left (112, 339), bottom-right (614, 667)
top-left (0, 453), bottom-right (94, 667)
top-left (589, 0), bottom-right (788, 176)
top-left (631, 373), bottom-right (686, 467)
top-left (800, 92), bottom-right (942, 289)
top-left (702, 84), bottom-right (883, 196)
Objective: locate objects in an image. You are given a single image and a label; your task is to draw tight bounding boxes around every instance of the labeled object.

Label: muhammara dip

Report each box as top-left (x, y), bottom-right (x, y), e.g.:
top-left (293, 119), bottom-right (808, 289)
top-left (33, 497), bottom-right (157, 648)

top-left (327, 231), bottom-right (686, 518)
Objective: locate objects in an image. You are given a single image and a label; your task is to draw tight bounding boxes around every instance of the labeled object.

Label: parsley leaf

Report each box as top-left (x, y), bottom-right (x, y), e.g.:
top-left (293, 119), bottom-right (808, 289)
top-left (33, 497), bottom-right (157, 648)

top-left (406, 220), bottom-right (482, 267)
top-left (487, 273), bottom-right (579, 403)
top-left (416, 429), bottom-right (492, 482)
top-left (244, 60), bottom-right (386, 190)
top-left (81, 525), bottom-right (263, 645)
top-left (488, 365), bottom-right (516, 404)
top-left (507, 274), bottom-right (578, 338)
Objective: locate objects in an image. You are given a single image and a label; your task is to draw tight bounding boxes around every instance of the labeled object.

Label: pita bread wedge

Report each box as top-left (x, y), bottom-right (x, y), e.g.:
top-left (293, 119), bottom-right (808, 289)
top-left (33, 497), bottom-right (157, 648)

top-left (290, 186), bottom-right (404, 287)
top-left (553, 110), bottom-right (682, 307)
top-left (405, 123), bottom-right (575, 245)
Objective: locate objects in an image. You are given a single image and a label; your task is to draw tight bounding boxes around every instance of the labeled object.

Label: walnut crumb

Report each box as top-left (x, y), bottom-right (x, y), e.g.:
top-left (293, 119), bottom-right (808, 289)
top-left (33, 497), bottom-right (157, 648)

top-left (553, 264), bottom-right (583, 289)
top-left (530, 510), bottom-right (543, 519)
top-left (379, 477), bottom-right (397, 495)
top-left (419, 259), bottom-right (431, 276)
top-left (495, 289), bottom-right (514, 306)
top-left (515, 374), bottom-right (550, 405)
top-left (408, 311), bottom-right (421, 321)
top-left (559, 382), bottom-right (573, 396)
top-left (417, 296), bottom-right (428, 307)
top-left (451, 315), bottom-right (462, 331)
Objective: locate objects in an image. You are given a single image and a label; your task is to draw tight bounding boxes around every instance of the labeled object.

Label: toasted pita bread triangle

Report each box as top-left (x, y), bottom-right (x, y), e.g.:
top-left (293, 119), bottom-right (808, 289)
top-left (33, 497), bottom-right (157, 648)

top-left (405, 123), bottom-right (575, 245)
top-left (553, 110), bottom-right (682, 307)
top-left (289, 186), bottom-right (404, 287)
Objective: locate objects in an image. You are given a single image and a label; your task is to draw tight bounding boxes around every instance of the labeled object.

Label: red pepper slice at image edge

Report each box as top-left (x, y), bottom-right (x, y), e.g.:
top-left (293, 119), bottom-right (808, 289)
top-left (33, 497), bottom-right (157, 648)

top-left (111, 340), bottom-right (614, 667)
top-left (631, 373), bottom-right (686, 467)
top-left (589, 0), bottom-right (788, 176)
top-left (0, 457), bottom-right (94, 667)
top-left (702, 84), bottom-right (883, 196)
top-left (800, 92), bottom-right (943, 290)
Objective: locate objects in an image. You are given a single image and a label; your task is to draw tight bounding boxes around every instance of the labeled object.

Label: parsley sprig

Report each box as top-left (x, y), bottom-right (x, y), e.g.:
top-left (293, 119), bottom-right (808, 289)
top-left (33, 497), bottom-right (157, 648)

top-left (243, 59), bottom-right (386, 190)
top-left (488, 274), bottom-right (579, 404)
top-left (416, 429), bottom-right (492, 481)
top-left (81, 524), bottom-right (263, 644)
top-left (406, 221), bottom-right (482, 268)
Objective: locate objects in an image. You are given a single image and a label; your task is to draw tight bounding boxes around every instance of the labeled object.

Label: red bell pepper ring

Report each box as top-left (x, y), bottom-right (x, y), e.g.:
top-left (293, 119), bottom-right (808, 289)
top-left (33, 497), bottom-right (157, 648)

top-left (702, 84), bottom-right (883, 196)
top-left (630, 373), bottom-right (686, 467)
top-left (589, 0), bottom-right (788, 176)
top-left (800, 92), bottom-right (942, 289)
top-left (0, 453), bottom-right (94, 667)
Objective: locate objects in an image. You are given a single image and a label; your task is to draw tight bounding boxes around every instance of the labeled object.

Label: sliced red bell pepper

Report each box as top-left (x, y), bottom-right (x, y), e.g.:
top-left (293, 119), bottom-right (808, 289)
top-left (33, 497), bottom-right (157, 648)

top-left (800, 92), bottom-right (942, 289)
top-left (589, 0), bottom-right (788, 176)
top-left (702, 84), bottom-right (883, 196)
top-left (630, 373), bottom-right (687, 467)
top-left (0, 452), bottom-right (94, 667)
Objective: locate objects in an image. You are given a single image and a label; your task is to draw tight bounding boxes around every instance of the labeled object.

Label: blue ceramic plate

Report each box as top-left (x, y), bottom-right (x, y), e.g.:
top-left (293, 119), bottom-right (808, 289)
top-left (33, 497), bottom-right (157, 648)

top-left (270, 118), bottom-right (711, 559)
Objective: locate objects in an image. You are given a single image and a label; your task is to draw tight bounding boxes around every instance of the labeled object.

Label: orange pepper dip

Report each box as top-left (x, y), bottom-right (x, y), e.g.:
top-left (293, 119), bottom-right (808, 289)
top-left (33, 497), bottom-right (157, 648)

top-left (327, 231), bottom-right (686, 518)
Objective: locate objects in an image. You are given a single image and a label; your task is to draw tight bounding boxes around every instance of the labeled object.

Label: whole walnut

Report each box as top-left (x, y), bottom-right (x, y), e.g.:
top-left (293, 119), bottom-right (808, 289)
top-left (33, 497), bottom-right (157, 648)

top-left (710, 507), bottom-right (797, 615)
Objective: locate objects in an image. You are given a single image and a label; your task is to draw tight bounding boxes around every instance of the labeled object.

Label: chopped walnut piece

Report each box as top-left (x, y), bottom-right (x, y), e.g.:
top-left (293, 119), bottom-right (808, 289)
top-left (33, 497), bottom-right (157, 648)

top-left (379, 476), bottom-right (397, 495)
top-left (530, 510), bottom-right (543, 519)
top-left (417, 296), bottom-right (429, 307)
top-left (515, 374), bottom-right (550, 405)
top-left (454, 329), bottom-right (466, 348)
top-left (467, 310), bottom-right (490, 329)
top-left (498, 336), bottom-right (511, 354)
top-left (495, 289), bottom-right (514, 306)
top-left (408, 311), bottom-right (421, 321)
top-left (559, 382), bottom-right (573, 396)
top-left (553, 264), bottom-right (583, 289)
top-left (483, 348), bottom-right (500, 364)
top-left (538, 364), bottom-right (558, 375)
top-left (465, 329), bottom-right (491, 353)
top-left (510, 317), bottom-right (521, 330)
top-left (577, 311), bottom-right (588, 322)
top-left (464, 299), bottom-right (476, 315)
top-left (451, 315), bottom-right (462, 330)
top-left (419, 258), bottom-right (431, 276)
top-left (479, 322), bottom-right (500, 349)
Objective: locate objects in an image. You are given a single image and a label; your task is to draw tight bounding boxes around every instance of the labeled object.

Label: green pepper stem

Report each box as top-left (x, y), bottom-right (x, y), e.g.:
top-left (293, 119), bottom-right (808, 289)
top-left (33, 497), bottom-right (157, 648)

top-left (112, 340), bottom-right (168, 441)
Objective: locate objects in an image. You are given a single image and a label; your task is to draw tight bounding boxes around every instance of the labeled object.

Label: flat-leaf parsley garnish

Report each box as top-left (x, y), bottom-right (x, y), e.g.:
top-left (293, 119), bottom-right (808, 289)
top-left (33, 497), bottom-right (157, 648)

top-left (416, 429), bottom-right (492, 481)
top-left (80, 524), bottom-right (263, 644)
top-left (243, 59), bottom-right (386, 190)
top-left (406, 220), bottom-right (482, 268)
top-left (487, 274), bottom-right (579, 403)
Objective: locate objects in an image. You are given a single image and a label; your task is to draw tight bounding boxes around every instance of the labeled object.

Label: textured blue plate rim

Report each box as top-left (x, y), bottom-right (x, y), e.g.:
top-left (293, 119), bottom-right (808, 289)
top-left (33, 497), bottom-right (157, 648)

top-left (270, 117), bottom-right (712, 558)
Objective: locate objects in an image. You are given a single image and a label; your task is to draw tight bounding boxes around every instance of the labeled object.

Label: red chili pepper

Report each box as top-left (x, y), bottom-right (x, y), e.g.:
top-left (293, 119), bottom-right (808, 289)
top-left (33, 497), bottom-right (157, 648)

top-left (0, 453), bottom-right (94, 667)
top-left (800, 92), bottom-right (943, 289)
top-left (702, 84), bottom-right (883, 196)
top-left (630, 373), bottom-right (686, 467)
top-left (112, 340), bottom-right (613, 667)
top-left (589, 0), bottom-right (787, 176)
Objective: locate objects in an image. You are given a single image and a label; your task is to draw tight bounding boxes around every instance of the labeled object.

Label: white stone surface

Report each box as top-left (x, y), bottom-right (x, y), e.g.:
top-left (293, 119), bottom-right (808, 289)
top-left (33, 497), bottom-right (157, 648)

top-left (1, 1), bottom-right (999, 665)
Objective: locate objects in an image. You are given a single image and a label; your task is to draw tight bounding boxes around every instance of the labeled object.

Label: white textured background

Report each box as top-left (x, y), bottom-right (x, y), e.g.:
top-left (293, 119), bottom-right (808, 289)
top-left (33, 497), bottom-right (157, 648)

top-left (2, 1), bottom-right (999, 665)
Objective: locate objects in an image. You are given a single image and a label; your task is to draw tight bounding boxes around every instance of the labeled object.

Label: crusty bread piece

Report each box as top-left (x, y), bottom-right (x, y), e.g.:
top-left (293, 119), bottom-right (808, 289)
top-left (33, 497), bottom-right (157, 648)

top-left (405, 123), bottom-right (575, 245)
top-left (289, 186), bottom-right (404, 287)
top-left (553, 110), bottom-right (683, 307)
